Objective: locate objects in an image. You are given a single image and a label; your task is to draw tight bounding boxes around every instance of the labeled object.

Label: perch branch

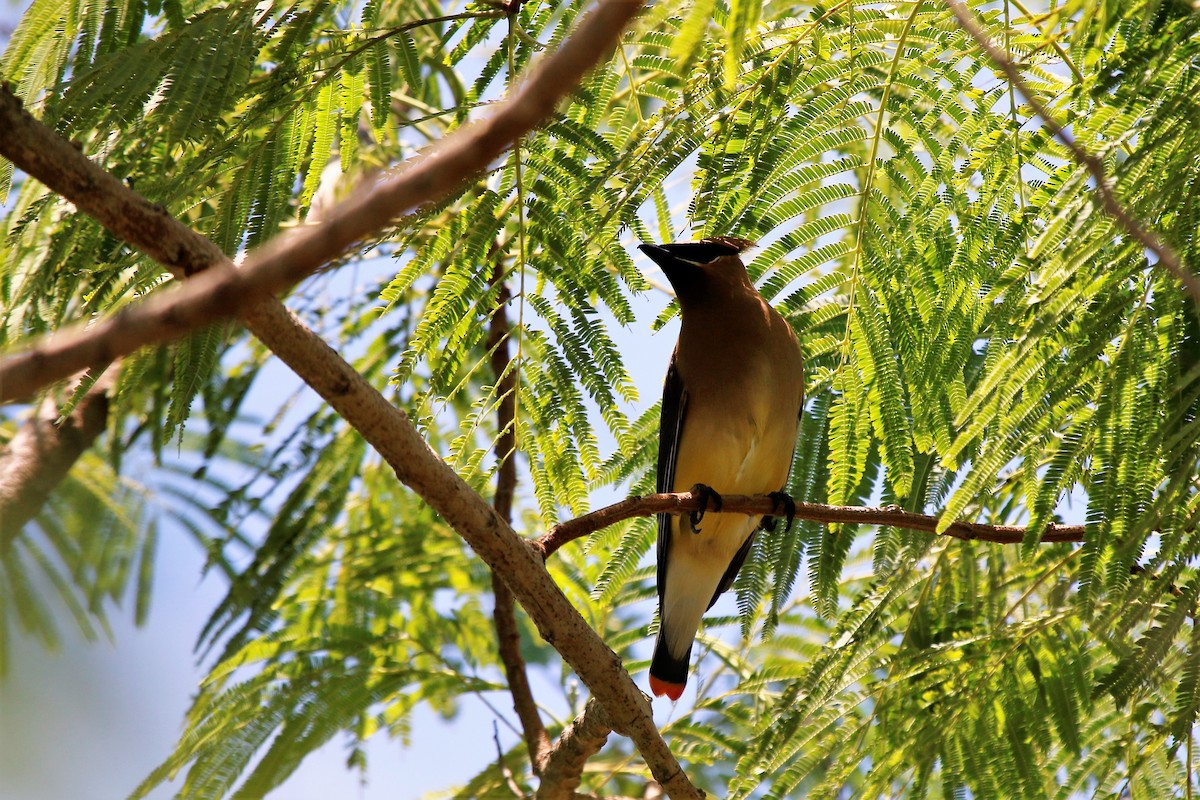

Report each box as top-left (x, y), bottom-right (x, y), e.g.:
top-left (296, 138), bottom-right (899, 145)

top-left (0, 4), bottom-right (703, 798)
top-left (537, 490), bottom-right (1087, 558)
top-left (0, 0), bottom-right (646, 403)
top-left (945, 0), bottom-right (1200, 305)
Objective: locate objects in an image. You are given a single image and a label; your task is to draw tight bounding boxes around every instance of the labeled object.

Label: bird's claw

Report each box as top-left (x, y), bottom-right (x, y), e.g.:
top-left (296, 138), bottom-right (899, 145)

top-left (688, 483), bottom-right (723, 533)
top-left (761, 491), bottom-right (797, 533)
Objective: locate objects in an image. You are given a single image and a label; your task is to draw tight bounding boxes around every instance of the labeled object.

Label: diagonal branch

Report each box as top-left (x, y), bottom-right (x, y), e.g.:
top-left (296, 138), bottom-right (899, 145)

top-left (944, 0), bottom-right (1200, 305)
top-left (0, 5), bottom-right (703, 798)
top-left (537, 490), bottom-right (1087, 558)
top-left (0, 364), bottom-right (119, 546)
top-left (0, 0), bottom-right (645, 403)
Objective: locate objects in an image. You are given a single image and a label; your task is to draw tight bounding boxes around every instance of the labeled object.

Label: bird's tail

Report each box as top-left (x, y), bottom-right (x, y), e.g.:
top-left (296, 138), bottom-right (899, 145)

top-left (649, 631), bottom-right (690, 701)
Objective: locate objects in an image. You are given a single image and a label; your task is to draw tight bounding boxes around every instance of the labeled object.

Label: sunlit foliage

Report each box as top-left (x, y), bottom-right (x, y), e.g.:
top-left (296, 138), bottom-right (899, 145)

top-left (3, 0), bottom-right (1200, 796)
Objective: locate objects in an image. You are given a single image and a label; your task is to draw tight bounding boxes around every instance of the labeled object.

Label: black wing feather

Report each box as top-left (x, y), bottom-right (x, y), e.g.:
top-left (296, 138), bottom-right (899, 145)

top-left (656, 351), bottom-right (687, 602)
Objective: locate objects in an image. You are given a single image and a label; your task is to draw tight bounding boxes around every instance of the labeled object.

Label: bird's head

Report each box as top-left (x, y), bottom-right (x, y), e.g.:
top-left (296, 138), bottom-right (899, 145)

top-left (638, 237), bottom-right (756, 305)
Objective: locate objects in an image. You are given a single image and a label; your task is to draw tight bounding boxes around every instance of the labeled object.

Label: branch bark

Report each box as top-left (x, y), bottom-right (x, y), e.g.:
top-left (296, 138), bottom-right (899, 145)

top-left (0, 364), bottom-right (118, 546)
top-left (0, 0), bottom-right (646, 403)
top-left (537, 490), bottom-right (1087, 558)
top-left (0, 4), bottom-right (703, 797)
top-left (536, 698), bottom-right (614, 800)
top-left (944, 0), bottom-right (1200, 305)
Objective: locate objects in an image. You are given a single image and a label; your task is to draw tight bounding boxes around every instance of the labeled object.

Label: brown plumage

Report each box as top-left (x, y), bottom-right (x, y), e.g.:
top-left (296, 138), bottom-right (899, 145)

top-left (639, 237), bottom-right (805, 701)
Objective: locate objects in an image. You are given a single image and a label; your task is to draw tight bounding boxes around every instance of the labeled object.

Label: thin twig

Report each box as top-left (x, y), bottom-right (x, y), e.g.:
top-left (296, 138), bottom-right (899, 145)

top-left (495, 719), bottom-right (529, 797)
top-left (944, 0), bottom-right (1200, 305)
top-left (489, 258), bottom-right (551, 773)
top-left (537, 489), bottom-right (1087, 558)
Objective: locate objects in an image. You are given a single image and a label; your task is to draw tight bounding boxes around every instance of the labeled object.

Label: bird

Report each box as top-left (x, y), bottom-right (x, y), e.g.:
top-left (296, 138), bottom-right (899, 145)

top-left (639, 236), bottom-right (805, 701)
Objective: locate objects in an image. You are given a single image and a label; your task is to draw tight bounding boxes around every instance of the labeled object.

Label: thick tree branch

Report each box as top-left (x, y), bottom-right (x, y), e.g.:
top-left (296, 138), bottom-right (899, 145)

top-left (0, 0), bottom-right (645, 403)
top-left (488, 273), bottom-right (552, 773)
top-left (0, 364), bottom-right (118, 546)
top-left (0, 5), bottom-right (703, 797)
top-left (537, 490), bottom-right (1087, 558)
top-left (536, 698), bottom-right (614, 800)
top-left (945, 0), bottom-right (1200, 305)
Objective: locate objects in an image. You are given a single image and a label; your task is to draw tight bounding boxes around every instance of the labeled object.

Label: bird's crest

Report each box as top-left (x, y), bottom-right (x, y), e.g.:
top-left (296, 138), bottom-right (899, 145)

top-left (654, 236), bottom-right (757, 266)
top-left (699, 236), bottom-right (756, 254)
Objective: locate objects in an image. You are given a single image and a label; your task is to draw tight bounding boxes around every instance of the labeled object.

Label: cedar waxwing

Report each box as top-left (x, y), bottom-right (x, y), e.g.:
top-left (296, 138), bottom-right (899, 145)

top-left (639, 237), bottom-right (805, 701)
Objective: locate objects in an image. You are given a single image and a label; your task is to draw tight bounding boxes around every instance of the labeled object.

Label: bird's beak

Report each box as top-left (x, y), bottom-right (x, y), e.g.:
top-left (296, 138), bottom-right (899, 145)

top-left (639, 243), bottom-right (683, 272)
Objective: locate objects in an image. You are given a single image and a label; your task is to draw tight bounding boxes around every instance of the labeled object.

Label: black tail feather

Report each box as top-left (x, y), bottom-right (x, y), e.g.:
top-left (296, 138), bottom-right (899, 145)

top-left (650, 632), bottom-right (691, 687)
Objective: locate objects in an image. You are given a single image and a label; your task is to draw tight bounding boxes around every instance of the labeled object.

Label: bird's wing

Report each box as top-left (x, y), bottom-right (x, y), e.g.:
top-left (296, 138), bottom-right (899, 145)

top-left (708, 531), bottom-right (755, 610)
top-left (656, 351), bottom-right (687, 602)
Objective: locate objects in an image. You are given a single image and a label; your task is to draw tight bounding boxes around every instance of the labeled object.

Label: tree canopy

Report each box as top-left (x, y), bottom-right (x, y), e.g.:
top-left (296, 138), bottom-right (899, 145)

top-left (2, 0), bottom-right (1200, 797)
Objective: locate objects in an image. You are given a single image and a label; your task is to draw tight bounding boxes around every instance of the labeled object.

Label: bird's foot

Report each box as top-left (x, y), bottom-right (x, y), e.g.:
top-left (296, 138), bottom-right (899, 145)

top-left (761, 491), bottom-right (797, 533)
top-left (688, 483), bottom-right (723, 533)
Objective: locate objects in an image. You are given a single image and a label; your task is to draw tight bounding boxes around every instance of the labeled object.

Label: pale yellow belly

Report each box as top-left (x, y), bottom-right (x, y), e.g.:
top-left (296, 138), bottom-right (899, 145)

top-left (660, 400), bottom-right (799, 658)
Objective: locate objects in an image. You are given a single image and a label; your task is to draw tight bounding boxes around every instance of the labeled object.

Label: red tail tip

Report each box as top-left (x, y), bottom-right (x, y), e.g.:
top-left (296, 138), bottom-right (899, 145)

top-left (649, 675), bottom-right (685, 701)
